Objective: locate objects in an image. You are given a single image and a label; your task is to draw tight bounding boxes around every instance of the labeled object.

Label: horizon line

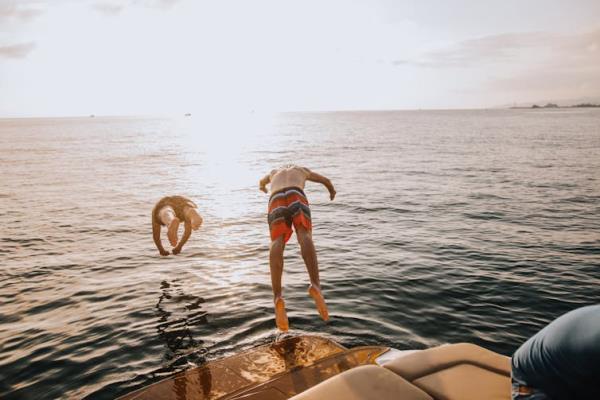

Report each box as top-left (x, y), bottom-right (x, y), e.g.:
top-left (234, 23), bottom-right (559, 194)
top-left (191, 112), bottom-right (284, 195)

top-left (0, 106), bottom-right (506, 120)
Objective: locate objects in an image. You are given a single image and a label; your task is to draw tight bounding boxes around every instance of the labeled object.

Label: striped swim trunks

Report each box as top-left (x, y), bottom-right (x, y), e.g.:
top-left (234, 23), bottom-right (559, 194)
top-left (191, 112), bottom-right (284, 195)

top-left (268, 186), bottom-right (312, 243)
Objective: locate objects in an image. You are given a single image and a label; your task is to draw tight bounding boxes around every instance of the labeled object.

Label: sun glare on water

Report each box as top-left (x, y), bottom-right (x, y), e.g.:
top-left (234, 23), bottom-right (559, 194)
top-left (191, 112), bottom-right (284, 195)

top-left (173, 111), bottom-right (278, 236)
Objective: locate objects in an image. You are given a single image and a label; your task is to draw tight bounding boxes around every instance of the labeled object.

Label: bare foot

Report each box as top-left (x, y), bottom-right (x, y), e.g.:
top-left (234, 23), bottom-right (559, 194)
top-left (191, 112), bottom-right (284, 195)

top-left (167, 217), bottom-right (180, 247)
top-left (309, 285), bottom-right (329, 321)
top-left (274, 297), bottom-right (289, 331)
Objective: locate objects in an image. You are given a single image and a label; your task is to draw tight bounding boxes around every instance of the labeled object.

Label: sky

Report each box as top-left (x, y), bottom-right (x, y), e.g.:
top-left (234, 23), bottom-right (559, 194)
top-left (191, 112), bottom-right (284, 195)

top-left (0, 0), bottom-right (599, 116)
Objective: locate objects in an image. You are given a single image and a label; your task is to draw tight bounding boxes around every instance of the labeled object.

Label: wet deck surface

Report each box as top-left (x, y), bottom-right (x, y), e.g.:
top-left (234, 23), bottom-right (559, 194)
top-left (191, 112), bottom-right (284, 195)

top-left (119, 335), bottom-right (388, 400)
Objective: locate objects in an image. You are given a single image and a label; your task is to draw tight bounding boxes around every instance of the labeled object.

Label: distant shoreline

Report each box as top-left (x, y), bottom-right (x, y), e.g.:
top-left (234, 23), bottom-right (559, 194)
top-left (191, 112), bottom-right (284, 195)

top-left (510, 103), bottom-right (600, 109)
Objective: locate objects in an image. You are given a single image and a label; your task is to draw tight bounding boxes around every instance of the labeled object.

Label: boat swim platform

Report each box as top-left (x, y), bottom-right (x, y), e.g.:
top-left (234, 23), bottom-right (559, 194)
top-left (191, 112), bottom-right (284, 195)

top-left (118, 335), bottom-right (511, 400)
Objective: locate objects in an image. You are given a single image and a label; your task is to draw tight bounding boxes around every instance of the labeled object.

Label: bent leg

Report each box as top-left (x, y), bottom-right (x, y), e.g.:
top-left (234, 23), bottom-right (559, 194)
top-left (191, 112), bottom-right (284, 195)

top-left (269, 236), bottom-right (288, 331)
top-left (167, 218), bottom-right (180, 247)
top-left (159, 206), bottom-right (180, 247)
top-left (296, 226), bottom-right (329, 321)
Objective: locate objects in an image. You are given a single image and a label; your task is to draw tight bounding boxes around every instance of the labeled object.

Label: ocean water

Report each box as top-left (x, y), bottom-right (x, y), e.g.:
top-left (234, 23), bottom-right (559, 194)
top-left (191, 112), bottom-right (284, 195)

top-left (1, 109), bottom-right (599, 399)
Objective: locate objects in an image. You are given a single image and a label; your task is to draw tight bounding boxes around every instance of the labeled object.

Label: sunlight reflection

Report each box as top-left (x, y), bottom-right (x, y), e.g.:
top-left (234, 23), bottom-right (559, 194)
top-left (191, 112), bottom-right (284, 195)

top-left (172, 112), bottom-right (277, 250)
top-left (178, 111), bottom-right (276, 188)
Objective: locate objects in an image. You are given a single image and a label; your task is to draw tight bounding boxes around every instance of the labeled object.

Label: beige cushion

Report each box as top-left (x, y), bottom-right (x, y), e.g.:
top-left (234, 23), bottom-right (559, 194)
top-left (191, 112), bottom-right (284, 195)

top-left (290, 365), bottom-right (433, 400)
top-left (413, 364), bottom-right (510, 400)
top-left (383, 343), bottom-right (511, 400)
top-left (383, 343), bottom-right (511, 380)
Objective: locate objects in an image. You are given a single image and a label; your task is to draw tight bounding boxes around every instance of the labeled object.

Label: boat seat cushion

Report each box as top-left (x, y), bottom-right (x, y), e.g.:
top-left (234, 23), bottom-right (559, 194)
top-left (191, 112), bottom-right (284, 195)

top-left (412, 363), bottom-right (509, 400)
top-left (289, 365), bottom-right (433, 400)
top-left (383, 343), bottom-right (511, 400)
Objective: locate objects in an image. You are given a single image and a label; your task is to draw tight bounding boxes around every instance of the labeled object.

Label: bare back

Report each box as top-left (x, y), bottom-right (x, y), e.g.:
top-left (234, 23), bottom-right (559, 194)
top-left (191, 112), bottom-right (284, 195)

top-left (152, 195), bottom-right (197, 225)
top-left (269, 166), bottom-right (310, 193)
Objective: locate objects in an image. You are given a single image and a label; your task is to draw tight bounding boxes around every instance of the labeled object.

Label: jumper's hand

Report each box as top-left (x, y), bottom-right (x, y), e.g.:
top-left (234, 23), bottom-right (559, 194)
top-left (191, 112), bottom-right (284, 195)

top-left (159, 249), bottom-right (170, 256)
top-left (172, 247), bottom-right (181, 255)
top-left (329, 189), bottom-right (336, 201)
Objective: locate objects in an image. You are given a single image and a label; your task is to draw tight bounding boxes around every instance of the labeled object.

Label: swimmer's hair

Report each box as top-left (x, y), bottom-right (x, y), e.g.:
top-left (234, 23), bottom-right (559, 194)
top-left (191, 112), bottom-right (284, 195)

top-left (151, 202), bottom-right (161, 219)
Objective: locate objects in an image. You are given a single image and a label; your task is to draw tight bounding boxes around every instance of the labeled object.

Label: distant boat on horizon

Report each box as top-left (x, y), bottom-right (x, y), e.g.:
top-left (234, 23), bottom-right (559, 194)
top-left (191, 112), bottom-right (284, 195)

top-left (184, 113), bottom-right (192, 117)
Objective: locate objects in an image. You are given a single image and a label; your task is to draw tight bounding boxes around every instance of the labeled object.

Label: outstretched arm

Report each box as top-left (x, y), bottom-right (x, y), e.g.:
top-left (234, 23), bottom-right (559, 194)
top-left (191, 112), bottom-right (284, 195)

top-left (306, 169), bottom-right (336, 200)
top-left (259, 173), bottom-right (271, 193)
top-left (173, 221), bottom-right (192, 255)
top-left (152, 219), bottom-right (169, 256)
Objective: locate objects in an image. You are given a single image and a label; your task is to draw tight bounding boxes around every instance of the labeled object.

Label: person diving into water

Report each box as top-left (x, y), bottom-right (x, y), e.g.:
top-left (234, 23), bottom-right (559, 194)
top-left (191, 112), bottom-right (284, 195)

top-left (259, 165), bottom-right (336, 331)
top-left (152, 195), bottom-right (203, 256)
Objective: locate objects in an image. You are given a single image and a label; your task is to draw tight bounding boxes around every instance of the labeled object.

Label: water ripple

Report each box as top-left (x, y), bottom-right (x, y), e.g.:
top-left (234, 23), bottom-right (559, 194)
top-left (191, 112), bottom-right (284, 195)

top-left (1, 111), bottom-right (600, 399)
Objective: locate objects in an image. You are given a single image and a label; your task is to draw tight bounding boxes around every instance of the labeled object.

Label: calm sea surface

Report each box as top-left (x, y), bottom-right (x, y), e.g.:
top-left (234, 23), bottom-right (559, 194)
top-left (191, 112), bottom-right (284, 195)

top-left (1, 109), bottom-right (600, 399)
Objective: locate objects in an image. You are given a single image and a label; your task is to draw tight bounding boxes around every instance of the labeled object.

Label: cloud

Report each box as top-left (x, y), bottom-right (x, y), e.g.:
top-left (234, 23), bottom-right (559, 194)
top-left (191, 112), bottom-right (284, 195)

top-left (0, 41), bottom-right (36, 59)
top-left (93, 2), bottom-right (124, 16)
top-left (135, 0), bottom-right (182, 9)
top-left (393, 31), bottom-right (555, 68)
top-left (392, 29), bottom-right (600, 68)
top-left (394, 28), bottom-right (600, 69)
top-left (92, 0), bottom-right (182, 15)
top-left (146, 0), bottom-right (181, 8)
top-left (488, 28), bottom-right (600, 94)
top-left (392, 27), bottom-right (600, 104)
top-left (0, 2), bottom-right (43, 22)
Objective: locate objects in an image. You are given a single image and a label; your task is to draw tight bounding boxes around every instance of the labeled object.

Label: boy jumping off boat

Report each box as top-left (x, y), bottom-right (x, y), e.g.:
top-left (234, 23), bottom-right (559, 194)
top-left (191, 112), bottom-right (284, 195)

top-left (152, 195), bottom-right (203, 256)
top-left (259, 165), bottom-right (336, 331)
